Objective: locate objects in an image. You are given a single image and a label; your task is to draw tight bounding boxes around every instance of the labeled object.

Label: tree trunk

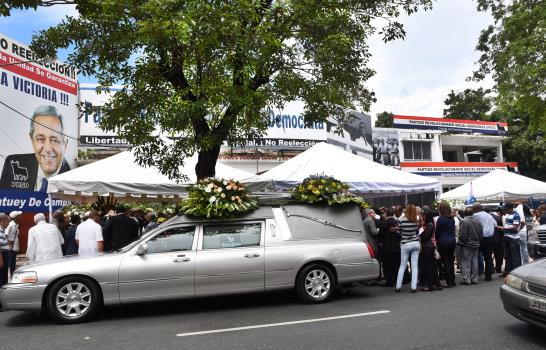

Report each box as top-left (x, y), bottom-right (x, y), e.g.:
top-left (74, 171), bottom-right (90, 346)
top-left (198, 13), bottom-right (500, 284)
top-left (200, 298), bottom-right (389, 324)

top-left (195, 145), bottom-right (221, 180)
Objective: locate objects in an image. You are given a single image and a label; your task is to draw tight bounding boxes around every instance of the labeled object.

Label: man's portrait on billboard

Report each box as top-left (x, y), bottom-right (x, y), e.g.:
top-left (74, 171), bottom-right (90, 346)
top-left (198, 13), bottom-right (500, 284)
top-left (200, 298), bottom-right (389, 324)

top-left (0, 105), bottom-right (71, 192)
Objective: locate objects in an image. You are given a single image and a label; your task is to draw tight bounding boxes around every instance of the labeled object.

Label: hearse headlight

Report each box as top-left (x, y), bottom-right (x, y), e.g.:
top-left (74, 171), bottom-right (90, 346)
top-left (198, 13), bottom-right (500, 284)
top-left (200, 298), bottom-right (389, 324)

top-left (10, 271), bottom-right (38, 284)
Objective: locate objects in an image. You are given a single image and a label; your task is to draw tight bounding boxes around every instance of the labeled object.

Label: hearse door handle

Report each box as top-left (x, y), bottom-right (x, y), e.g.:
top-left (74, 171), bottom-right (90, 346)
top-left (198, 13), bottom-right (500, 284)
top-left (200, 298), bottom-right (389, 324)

top-left (173, 254), bottom-right (190, 263)
top-left (244, 253), bottom-right (261, 258)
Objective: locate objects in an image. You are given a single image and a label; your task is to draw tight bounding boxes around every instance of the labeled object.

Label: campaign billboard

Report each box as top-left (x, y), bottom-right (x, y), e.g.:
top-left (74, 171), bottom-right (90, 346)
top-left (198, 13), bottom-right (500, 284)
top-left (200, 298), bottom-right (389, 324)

top-left (393, 115), bottom-right (508, 135)
top-left (79, 88), bottom-right (373, 156)
top-left (400, 162), bottom-right (519, 177)
top-left (372, 128), bottom-right (400, 166)
top-left (79, 84), bottom-right (130, 147)
top-left (252, 106), bottom-right (327, 149)
top-left (325, 112), bottom-right (373, 158)
top-left (0, 33), bottom-right (77, 212)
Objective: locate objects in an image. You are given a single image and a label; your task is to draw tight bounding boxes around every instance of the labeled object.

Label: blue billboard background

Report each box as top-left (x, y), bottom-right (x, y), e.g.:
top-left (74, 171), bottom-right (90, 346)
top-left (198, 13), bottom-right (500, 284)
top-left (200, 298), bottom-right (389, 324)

top-left (0, 189), bottom-right (69, 213)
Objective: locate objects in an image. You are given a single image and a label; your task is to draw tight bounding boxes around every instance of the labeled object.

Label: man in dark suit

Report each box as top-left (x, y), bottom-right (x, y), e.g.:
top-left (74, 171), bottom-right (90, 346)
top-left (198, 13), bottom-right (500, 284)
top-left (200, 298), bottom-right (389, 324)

top-left (379, 207), bottom-right (401, 287)
top-left (102, 204), bottom-right (139, 251)
top-left (0, 105), bottom-right (71, 192)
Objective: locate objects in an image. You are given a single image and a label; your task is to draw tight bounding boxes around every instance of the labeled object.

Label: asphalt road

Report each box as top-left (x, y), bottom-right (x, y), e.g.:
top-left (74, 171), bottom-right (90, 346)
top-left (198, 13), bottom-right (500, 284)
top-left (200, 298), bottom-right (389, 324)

top-left (1, 275), bottom-right (545, 350)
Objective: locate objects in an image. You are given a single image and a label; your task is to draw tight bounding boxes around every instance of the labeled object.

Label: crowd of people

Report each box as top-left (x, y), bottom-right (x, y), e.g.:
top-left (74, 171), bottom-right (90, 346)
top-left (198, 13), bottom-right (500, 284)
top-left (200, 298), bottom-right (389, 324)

top-left (362, 202), bottom-right (546, 293)
top-left (0, 204), bottom-right (173, 288)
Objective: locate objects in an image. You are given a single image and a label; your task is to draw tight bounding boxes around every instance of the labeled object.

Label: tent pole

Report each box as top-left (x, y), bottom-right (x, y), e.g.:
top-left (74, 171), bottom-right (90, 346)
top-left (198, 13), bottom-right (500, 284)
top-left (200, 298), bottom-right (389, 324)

top-left (48, 193), bottom-right (53, 223)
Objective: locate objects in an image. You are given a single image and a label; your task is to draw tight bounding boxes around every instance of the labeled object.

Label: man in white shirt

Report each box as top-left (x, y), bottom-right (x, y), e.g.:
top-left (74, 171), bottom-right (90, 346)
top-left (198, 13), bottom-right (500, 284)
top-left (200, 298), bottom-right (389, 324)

top-left (6, 211), bottom-right (21, 275)
top-left (515, 203), bottom-right (529, 265)
top-left (377, 140), bottom-right (389, 165)
top-left (26, 213), bottom-right (64, 263)
top-left (75, 211), bottom-right (104, 257)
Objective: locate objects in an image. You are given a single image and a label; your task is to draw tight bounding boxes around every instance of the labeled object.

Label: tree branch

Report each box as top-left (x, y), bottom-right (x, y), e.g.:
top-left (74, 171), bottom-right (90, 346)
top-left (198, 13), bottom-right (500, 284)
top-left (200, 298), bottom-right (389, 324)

top-left (158, 48), bottom-right (197, 102)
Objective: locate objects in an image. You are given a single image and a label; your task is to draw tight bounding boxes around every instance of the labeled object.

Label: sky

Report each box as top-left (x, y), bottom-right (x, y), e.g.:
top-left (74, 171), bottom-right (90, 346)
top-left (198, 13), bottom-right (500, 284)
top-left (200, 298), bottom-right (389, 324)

top-left (0, 1), bottom-right (493, 121)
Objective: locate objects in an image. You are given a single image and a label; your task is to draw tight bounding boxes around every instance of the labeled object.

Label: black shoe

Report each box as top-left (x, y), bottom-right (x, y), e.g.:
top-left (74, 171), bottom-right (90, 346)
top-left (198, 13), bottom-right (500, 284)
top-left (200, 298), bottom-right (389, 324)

top-left (411, 289), bottom-right (417, 293)
top-left (485, 276), bottom-right (492, 281)
top-left (460, 281), bottom-right (471, 285)
top-left (471, 281), bottom-right (478, 285)
top-left (500, 273), bottom-right (507, 278)
top-left (395, 288), bottom-right (401, 293)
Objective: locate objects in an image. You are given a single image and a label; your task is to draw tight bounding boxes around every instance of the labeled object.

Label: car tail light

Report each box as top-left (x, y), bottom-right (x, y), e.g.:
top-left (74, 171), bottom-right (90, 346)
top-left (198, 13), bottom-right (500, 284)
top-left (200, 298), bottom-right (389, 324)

top-left (365, 242), bottom-right (375, 259)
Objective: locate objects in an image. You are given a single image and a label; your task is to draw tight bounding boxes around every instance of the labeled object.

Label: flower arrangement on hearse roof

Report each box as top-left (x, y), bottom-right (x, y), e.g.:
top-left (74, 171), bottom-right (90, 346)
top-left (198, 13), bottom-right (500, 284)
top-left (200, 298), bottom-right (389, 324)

top-left (289, 174), bottom-right (369, 208)
top-left (180, 178), bottom-right (258, 218)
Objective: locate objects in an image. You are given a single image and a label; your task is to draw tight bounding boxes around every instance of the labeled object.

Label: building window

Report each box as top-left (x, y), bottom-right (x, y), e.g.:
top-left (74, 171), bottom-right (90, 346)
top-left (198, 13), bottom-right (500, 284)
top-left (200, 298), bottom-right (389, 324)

top-left (403, 141), bottom-right (431, 160)
top-left (443, 150), bottom-right (457, 162)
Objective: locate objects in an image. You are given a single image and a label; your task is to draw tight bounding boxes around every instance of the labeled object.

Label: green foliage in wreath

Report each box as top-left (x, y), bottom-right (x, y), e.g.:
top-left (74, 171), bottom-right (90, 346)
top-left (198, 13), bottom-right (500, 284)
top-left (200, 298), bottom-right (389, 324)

top-left (290, 175), bottom-right (369, 207)
top-left (180, 178), bottom-right (258, 218)
top-left (91, 196), bottom-right (118, 213)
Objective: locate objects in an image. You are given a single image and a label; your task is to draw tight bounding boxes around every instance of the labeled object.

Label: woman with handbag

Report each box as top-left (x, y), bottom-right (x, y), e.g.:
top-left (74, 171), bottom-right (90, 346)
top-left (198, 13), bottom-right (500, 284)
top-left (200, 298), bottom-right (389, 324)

top-left (420, 210), bottom-right (442, 291)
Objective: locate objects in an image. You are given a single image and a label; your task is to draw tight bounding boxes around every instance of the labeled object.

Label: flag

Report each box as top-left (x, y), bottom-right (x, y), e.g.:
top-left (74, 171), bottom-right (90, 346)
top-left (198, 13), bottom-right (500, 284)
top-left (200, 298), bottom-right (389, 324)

top-left (465, 181), bottom-right (476, 205)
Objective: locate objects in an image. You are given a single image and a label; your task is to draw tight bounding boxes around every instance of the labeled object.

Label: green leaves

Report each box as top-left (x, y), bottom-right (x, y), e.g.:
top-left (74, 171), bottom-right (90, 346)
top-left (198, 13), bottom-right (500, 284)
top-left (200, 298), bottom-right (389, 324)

top-left (8, 0), bottom-right (432, 179)
top-left (473, 0), bottom-right (546, 131)
top-left (443, 88), bottom-right (493, 121)
top-left (374, 111), bottom-right (394, 128)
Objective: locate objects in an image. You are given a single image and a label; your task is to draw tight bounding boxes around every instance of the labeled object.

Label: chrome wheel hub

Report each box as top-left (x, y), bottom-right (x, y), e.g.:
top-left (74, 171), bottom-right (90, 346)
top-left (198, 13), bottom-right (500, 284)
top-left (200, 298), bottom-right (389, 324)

top-left (304, 269), bottom-right (330, 299)
top-left (55, 282), bottom-right (92, 318)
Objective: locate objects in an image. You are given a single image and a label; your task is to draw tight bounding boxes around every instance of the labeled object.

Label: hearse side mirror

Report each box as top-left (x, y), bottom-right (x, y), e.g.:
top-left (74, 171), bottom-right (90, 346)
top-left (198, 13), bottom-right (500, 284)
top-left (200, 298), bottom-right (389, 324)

top-left (136, 243), bottom-right (149, 256)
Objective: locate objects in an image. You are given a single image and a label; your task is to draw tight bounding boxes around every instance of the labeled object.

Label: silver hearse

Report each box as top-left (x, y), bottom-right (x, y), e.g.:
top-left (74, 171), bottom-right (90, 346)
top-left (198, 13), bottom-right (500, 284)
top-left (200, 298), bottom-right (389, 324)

top-left (0, 204), bottom-right (378, 323)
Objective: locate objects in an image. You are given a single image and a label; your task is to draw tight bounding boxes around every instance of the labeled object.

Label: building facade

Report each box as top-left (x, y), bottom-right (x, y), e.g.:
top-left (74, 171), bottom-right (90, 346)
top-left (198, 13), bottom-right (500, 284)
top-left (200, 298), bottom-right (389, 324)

top-left (373, 115), bottom-right (517, 194)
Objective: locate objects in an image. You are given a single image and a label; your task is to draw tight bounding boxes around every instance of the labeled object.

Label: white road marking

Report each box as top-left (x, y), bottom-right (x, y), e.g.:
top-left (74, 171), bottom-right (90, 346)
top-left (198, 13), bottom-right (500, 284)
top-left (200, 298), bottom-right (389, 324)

top-left (176, 310), bottom-right (390, 337)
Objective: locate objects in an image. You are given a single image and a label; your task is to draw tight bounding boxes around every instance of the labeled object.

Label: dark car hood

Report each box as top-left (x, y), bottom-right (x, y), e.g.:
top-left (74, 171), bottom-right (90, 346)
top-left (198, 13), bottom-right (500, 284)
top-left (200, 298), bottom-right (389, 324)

top-left (513, 259), bottom-right (546, 286)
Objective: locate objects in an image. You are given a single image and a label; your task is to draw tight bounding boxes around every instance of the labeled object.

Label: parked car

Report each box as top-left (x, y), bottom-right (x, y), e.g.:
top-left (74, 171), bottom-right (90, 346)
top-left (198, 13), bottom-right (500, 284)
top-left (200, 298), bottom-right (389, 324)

top-left (0, 204), bottom-right (378, 323)
top-left (500, 258), bottom-right (546, 329)
top-left (528, 224), bottom-right (546, 259)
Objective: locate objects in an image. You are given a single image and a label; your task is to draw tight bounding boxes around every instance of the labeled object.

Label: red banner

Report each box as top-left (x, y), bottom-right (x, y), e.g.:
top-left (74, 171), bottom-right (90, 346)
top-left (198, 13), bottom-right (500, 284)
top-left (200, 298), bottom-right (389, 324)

top-left (0, 51), bottom-right (77, 95)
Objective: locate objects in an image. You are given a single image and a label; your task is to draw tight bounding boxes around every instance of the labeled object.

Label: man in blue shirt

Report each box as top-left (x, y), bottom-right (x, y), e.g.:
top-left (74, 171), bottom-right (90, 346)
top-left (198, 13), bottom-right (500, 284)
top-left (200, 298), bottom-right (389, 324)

top-left (473, 203), bottom-right (497, 281)
top-left (502, 203), bottom-right (523, 277)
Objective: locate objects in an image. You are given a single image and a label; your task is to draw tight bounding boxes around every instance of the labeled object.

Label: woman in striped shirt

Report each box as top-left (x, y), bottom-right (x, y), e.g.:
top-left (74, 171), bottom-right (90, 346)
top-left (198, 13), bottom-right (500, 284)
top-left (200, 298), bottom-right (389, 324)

top-left (395, 204), bottom-right (421, 293)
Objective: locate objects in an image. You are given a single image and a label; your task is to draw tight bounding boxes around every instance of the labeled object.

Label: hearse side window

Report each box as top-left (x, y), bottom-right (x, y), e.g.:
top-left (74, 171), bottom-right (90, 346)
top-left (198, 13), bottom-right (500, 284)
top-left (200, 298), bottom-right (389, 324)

top-left (146, 226), bottom-right (195, 253)
top-left (203, 223), bottom-right (261, 249)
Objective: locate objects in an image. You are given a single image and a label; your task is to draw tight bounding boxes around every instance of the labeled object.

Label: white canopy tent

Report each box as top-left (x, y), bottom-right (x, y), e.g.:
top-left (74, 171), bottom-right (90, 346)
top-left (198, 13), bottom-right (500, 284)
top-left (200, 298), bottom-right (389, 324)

top-left (440, 169), bottom-right (546, 202)
top-left (47, 151), bottom-right (254, 203)
top-left (243, 142), bottom-right (441, 197)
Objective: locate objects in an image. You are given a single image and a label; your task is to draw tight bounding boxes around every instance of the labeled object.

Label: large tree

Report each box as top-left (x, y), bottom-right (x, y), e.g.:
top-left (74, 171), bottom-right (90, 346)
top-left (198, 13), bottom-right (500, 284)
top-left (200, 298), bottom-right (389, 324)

top-left (473, 0), bottom-right (545, 131)
top-left (3, 0), bottom-right (432, 180)
top-left (443, 88), bottom-right (493, 120)
top-left (374, 111), bottom-right (394, 128)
